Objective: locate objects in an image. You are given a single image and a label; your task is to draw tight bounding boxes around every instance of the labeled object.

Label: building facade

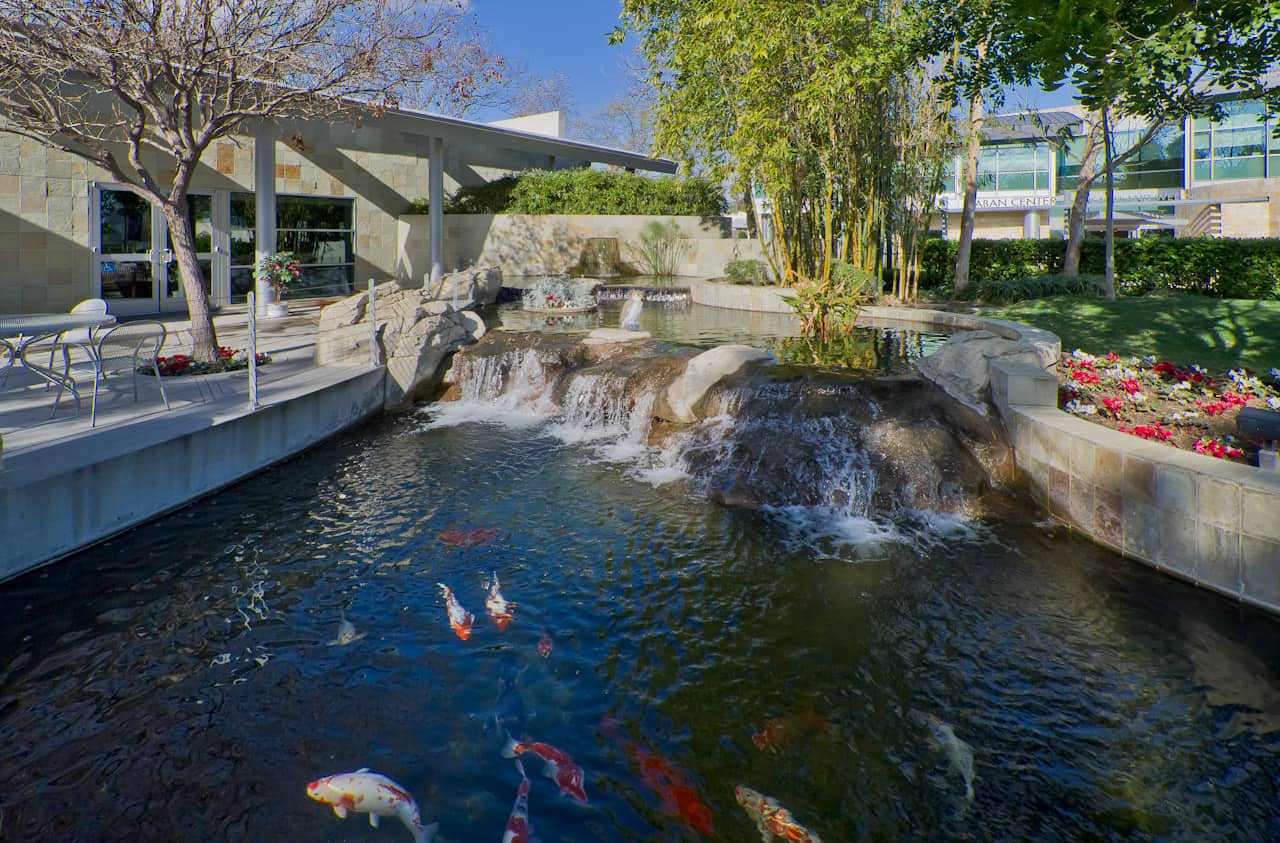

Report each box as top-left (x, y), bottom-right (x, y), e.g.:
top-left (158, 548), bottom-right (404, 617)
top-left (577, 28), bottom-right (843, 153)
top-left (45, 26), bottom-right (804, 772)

top-left (0, 110), bottom-right (674, 315)
top-left (939, 97), bottom-right (1280, 242)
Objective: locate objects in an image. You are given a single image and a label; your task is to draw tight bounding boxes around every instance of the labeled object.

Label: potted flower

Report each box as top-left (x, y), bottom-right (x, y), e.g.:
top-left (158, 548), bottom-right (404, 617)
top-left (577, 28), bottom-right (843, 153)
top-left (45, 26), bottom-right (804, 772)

top-left (255, 251), bottom-right (303, 317)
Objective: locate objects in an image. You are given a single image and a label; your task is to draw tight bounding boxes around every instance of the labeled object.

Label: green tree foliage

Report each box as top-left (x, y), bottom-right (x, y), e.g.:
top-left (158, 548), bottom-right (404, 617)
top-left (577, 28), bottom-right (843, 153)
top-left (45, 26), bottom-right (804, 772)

top-left (617, 0), bottom-right (950, 335)
top-left (427, 170), bottom-right (725, 216)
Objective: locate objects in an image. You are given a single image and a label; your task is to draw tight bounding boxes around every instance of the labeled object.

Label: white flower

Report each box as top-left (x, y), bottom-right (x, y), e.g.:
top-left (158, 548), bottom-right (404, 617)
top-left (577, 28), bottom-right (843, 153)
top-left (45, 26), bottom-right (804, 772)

top-left (1142, 355), bottom-right (1157, 365)
top-left (1128, 392), bottom-right (1147, 404)
top-left (1193, 364), bottom-right (1208, 374)
top-left (1072, 349), bottom-right (1096, 363)
top-left (1270, 368), bottom-right (1280, 381)
top-left (1171, 381), bottom-right (1192, 393)
top-left (1268, 396), bottom-right (1280, 411)
top-left (1066, 399), bottom-right (1097, 416)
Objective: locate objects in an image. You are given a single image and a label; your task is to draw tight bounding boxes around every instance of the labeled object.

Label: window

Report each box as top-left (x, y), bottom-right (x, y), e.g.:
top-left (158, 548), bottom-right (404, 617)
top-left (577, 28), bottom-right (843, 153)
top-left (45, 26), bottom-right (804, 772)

top-left (229, 194), bottom-right (357, 301)
top-left (1192, 98), bottom-right (1268, 182)
top-left (949, 142), bottom-right (1050, 193)
top-left (1056, 124), bottom-right (1185, 192)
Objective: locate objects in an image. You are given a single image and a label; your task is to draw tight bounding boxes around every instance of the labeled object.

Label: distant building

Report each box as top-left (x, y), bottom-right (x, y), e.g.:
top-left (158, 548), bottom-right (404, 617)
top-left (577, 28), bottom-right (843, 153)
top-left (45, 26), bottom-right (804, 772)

top-left (939, 92), bottom-right (1280, 241)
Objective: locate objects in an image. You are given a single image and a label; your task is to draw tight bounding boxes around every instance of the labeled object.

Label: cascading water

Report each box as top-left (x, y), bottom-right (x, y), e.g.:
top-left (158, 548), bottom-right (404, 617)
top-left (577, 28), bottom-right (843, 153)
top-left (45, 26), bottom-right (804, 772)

top-left (430, 333), bottom-right (1011, 556)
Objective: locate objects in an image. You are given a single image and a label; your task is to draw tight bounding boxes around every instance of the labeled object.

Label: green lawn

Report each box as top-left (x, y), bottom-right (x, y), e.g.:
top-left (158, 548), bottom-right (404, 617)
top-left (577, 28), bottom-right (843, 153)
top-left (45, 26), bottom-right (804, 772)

top-left (982, 295), bottom-right (1280, 374)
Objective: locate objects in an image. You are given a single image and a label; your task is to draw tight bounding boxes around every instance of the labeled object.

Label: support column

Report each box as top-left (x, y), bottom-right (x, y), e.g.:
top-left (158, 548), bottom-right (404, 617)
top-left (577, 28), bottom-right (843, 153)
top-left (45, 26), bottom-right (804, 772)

top-left (253, 129), bottom-right (278, 313)
top-left (1023, 209), bottom-right (1041, 239)
top-left (429, 136), bottom-right (444, 285)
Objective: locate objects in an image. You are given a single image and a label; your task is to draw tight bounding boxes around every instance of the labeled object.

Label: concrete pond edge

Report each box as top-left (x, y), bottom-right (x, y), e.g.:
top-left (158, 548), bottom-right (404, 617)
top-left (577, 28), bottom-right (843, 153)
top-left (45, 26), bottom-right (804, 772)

top-left (858, 304), bottom-right (1280, 617)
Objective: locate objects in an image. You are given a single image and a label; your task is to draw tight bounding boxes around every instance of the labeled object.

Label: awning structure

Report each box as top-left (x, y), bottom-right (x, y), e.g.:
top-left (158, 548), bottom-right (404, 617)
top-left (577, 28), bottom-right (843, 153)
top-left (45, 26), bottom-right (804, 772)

top-left (251, 107), bottom-right (679, 305)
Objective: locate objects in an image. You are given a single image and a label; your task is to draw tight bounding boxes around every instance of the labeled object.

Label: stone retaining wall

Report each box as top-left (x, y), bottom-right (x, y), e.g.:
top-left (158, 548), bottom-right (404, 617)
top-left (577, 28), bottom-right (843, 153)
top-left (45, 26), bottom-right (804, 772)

top-left (859, 305), bottom-right (1280, 615)
top-left (687, 278), bottom-right (797, 313)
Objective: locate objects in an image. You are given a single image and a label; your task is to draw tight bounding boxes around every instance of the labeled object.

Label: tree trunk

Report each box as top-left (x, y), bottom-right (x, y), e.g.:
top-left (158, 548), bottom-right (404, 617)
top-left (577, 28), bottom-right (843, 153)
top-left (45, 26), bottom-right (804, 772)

top-left (1101, 106), bottom-right (1117, 301)
top-left (743, 186), bottom-right (759, 238)
top-left (1063, 112), bottom-right (1103, 277)
top-left (160, 200), bottom-right (221, 362)
top-left (953, 78), bottom-right (985, 294)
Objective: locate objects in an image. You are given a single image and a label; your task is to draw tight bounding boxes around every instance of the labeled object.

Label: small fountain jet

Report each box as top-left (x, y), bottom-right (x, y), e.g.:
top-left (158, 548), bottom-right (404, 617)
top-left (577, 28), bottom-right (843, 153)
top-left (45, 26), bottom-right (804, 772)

top-left (620, 290), bottom-right (644, 331)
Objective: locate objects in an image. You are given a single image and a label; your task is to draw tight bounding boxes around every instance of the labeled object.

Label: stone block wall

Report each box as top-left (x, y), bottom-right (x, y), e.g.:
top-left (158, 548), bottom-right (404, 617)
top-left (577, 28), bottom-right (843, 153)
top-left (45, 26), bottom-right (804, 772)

top-left (398, 214), bottom-right (769, 282)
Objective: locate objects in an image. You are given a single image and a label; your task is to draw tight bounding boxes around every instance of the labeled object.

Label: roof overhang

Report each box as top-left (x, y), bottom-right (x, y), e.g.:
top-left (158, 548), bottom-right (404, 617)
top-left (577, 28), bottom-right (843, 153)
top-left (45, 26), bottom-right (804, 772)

top-left (376, 107), bottom-right (679, 174)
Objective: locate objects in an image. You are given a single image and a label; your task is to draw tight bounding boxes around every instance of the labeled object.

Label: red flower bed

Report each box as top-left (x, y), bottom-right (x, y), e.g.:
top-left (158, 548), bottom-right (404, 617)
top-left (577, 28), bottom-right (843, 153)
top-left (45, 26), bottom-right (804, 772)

top-left (152, 346), bottom-right (270, 377)
top-left (1056, 350), bottom-right (1280, 465)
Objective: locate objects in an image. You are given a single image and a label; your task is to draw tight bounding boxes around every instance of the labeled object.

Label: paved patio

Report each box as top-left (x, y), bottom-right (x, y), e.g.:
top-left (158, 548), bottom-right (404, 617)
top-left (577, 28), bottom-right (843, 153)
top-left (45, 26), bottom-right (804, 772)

top-left (0, 301), bottom-right (333, 459)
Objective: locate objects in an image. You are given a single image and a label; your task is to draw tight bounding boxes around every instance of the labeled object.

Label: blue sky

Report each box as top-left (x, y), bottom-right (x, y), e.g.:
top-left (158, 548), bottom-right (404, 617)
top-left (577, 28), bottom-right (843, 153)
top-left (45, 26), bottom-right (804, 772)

top-left (471, 1), bottom-right (1078, 121)
top-left (472, 0), bottom-right (634, 116)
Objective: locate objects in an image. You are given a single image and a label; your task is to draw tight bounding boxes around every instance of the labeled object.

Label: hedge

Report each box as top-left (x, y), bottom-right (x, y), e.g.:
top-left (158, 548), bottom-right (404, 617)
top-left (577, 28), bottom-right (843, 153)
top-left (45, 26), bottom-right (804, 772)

top-left (432, 169), bottom-right (727, 217)
top-left (920, 237), bottom-right (1280, 299)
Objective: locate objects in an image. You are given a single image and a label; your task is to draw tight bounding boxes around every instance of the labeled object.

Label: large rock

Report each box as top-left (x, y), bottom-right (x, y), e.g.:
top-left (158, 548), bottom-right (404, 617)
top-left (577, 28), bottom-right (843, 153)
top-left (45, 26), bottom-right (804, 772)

top-left (583, 327), bottom-right (651, 346)
top-left (316, 281), bottom-right (486, 409)
top-left (425, 265), bottom-right (503, 306)
top-left (914, 330), bottom-right (1050, 417)
top-left (662, 344), bottom-right (771, 423)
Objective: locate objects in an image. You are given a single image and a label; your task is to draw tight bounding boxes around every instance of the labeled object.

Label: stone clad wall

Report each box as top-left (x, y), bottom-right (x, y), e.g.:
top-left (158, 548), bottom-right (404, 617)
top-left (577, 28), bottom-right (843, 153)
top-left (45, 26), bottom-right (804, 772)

top-left (398, 214), bottom-right (769, 281)
top-left (860, 305), bottom-right (1280, 616)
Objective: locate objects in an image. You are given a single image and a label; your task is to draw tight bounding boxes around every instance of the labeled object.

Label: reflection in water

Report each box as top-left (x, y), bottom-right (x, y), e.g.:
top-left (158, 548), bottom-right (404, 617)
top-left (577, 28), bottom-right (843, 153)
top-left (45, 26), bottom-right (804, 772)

top-left (1, 407), bottom-right (1280, 839)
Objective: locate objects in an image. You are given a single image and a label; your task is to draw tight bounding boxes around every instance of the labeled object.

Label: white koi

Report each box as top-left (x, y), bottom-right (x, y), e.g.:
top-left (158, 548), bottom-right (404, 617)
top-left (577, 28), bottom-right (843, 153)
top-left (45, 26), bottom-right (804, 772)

top-left (306, 768), bottom-right (437, 842)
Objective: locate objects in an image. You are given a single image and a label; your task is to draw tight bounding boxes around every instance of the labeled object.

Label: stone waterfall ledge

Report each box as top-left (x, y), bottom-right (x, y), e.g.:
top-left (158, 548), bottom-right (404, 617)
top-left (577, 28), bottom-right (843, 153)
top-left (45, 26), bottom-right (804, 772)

top-left (859, 305), bottom-right (1280, 617)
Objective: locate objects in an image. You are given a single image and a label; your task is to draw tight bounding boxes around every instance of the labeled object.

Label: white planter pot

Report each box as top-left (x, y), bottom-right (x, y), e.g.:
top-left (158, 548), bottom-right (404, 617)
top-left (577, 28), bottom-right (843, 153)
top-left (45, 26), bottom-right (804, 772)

top-left (265, 302), bottom-right (289, 319)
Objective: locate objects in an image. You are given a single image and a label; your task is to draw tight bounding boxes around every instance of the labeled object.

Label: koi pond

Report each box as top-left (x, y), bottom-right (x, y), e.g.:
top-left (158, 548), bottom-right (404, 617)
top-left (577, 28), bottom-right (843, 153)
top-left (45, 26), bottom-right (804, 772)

top-left (2, 321), bottom-right (1280, 841)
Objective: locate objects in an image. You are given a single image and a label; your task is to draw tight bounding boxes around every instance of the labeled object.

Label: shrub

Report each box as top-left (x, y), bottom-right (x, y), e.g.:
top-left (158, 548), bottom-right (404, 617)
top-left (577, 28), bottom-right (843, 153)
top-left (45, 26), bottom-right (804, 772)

top-left (418, 169), bottom-right (727, 217)
top-left (920, 237), bottom-right (1280, 300)
top-left (635, 220), bottom-right (688, 277)
top-left (831, 262), bottom-right (880, 302)
top-left (724, 259), bottom-right (771, 286)
top-left (970, 274), bottom-right (1106, 304)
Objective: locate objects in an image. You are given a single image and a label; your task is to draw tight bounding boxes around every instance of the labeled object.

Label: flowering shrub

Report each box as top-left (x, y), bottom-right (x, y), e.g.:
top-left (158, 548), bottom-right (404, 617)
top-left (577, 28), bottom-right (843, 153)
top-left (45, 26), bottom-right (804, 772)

top-left (1056, 348), bottom-right (1280, 465)
top-left (521, 276), bottom-right (598, 311)
top-left (255, 251), bottom-right (304, 299)
top-left (147, 346), bottom-right (271, 377)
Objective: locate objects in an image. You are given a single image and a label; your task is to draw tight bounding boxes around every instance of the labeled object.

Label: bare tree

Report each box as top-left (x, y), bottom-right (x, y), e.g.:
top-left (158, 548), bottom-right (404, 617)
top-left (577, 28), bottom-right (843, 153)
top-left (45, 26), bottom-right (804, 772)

top-left (0, 0), bottom-right (476, 360)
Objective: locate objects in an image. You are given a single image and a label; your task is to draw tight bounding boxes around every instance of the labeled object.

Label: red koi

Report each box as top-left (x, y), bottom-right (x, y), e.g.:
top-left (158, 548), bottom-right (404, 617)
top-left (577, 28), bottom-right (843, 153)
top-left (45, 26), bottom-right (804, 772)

top-left (436, 528), bottom-right (502, 548)
top-left (537, 627), bottom-right (552, 659)
top-left (601, 716), bottom-right (713, 836)
top-left (437, 583), bottom-right (474, 641)
top-left (486, 571), bottom-right (517, 629)
top-left (751, 711), bottom-right (833, 751)
top-left (501, 737), bottom-right (588, 803)
top-left (502, 760), bottom-right (533, 843)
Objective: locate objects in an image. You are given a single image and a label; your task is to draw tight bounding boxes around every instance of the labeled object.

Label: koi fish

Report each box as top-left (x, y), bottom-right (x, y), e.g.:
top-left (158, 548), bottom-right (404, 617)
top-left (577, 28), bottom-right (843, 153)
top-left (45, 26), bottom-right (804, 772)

top-left (537, 627), bottom-right (553, 659)
top-left (437, 528), bottom-right (502, 548)
top-left (734, 785), bottom-right (823, 843)
top-left (306, 768), bottom-right (437, 843)
top-left (437, 583), bottom-right (474, 641)
top-left (750, 711), bottom-right (832, 751)
top-left (926, 714), bottom-right (975, 802)
top-left (486, 571), bottom-right (517, 629)
top-left (602, 716), bottom-right (712, 836)
top-left (503, 759), bottom-right (534, 843)
top-left (327, 611), bottom-right (367, 647)
top-left (502, 737), bottom-right (588, 803)
top-left (494, 655), bottom-right (528, 739)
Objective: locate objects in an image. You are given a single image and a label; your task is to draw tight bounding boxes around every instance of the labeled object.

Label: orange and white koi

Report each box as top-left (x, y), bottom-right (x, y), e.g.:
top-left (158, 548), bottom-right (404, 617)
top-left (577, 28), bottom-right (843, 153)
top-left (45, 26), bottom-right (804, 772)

top-left (306, 768), bottom-right (437, 843)
top-left (502, 759), bottom-right (534, 843)
top-left (437, 582), bottom-right (474, 641)
top-left (485, 571), bottom-right (517, 630)
top-left (735, 785), bottom-right (823, 843)
top-left (502, 737), bottom-right (588, 803)
top-left (537, 627), bottom-right (553, 659)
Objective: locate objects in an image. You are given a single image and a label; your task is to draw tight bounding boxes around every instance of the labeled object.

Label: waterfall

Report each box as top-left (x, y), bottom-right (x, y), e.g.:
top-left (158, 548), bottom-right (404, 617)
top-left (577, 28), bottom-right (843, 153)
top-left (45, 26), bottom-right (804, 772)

top-left (429, 334), bottom-right (1002, 551)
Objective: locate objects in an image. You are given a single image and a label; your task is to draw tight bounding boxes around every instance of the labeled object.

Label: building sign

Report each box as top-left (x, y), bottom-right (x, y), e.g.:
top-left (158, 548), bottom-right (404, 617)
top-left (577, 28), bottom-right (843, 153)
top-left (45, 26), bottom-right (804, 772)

top-left (940, 194), bottom-right (1052, 212)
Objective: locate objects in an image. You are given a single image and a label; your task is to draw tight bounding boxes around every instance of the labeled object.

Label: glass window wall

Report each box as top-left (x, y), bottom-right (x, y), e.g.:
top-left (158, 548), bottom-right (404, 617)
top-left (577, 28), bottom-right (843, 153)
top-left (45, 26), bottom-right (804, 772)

top-left (1057, 124), bottom-right (1185, 192)
top-left (948, 142), bottom-right (1050, 193)
top-left (229, 194), bottom-right (357, 302)
top-left (1192, 98), bottom-right (1268, 182)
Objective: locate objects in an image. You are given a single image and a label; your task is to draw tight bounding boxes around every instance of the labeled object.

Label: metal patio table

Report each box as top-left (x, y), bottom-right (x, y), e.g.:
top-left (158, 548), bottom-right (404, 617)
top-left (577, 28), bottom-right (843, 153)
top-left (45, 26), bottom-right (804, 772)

top-left (0, 313), bottom-right (119, 406)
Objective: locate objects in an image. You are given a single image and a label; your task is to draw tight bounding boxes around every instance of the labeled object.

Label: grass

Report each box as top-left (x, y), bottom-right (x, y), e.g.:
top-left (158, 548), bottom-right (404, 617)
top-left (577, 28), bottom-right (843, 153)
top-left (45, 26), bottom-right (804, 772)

top-left (981, 294), bottom-right (1280, 374)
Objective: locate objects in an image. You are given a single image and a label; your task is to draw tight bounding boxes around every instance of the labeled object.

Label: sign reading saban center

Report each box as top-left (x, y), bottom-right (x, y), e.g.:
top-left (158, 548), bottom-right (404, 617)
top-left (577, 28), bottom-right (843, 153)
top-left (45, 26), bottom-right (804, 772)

top-left (940, 187), bottom-right (1183, 213)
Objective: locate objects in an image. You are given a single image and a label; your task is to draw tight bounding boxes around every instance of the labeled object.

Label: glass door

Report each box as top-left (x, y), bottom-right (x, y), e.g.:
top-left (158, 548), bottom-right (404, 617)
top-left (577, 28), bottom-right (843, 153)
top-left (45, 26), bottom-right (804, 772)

top-left (165, 192), bottom-right (214, 308)
top-left (94, 186), bottom-right (226, 313)
top-left (94, 186), bottom-right (163, 315)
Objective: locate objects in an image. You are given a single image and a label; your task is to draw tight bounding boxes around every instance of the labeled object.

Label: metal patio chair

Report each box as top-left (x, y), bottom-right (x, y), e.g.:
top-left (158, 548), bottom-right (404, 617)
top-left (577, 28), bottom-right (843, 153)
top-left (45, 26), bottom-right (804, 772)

top-left (86, 320), bottom-right (172, 427)
top-left (47, 298), bottom-right (110, 384)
